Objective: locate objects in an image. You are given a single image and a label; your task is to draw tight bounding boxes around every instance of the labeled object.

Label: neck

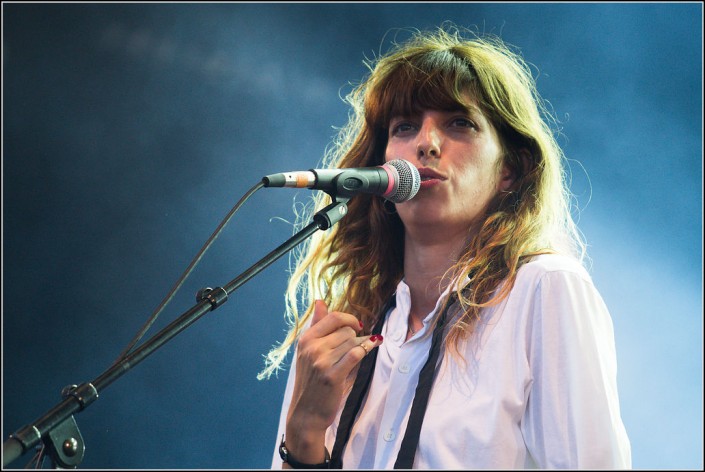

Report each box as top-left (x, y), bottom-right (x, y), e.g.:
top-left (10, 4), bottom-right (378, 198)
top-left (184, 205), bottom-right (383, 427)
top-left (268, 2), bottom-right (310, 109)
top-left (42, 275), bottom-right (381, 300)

top-left (402, 226), bottom-right (470, 321)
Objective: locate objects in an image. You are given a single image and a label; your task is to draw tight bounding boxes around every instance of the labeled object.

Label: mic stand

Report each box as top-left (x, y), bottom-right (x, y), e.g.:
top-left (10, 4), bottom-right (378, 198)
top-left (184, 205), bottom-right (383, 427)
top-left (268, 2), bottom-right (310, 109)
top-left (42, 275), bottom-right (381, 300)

top-left (3, 198), bottom-right (350, 469)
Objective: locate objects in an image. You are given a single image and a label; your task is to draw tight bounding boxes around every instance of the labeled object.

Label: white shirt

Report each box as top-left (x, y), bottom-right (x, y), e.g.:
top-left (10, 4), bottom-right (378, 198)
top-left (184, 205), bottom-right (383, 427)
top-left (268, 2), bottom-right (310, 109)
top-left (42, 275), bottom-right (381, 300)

top-left (271, 254), bottom-right (632, 469)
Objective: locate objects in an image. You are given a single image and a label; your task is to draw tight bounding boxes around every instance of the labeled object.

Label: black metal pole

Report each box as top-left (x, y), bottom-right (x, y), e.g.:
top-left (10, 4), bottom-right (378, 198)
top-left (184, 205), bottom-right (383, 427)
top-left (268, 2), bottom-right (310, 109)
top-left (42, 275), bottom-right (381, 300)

top-left (2, 199), bottom-right (349, 468)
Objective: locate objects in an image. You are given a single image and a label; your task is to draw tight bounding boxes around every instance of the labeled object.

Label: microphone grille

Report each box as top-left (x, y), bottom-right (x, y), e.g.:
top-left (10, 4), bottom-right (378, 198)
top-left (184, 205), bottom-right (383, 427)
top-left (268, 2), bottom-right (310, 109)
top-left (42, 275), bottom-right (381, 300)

top-left (385, 159), bottom-right (421, 203)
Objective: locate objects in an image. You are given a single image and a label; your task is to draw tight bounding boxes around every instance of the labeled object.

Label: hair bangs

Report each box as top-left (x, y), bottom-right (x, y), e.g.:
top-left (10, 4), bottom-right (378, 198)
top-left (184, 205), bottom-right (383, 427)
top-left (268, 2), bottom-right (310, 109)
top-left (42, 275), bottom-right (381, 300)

top-left (367, 49), bottom-right (477, 132)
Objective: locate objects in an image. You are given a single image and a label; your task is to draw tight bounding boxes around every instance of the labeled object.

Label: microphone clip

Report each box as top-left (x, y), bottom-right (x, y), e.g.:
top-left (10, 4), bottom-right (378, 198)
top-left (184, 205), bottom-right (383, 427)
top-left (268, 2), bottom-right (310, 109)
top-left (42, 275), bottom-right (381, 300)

top-left (313, 198), bottom-right (350, 230)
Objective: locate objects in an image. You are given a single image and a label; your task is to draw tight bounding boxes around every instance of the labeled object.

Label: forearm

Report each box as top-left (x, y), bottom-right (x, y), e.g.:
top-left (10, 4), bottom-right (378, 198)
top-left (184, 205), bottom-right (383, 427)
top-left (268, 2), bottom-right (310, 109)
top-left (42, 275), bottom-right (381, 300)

top-left (281, 420), bottom-right (328, 468)
top-left (279, 386), bottom-right (335, 467)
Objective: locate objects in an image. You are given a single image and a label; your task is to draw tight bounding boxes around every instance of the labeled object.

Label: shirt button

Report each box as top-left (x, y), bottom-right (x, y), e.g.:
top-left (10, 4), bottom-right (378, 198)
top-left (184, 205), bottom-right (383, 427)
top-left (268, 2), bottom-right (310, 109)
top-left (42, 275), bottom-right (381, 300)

top-left (383, 430), bottom-right (396, 442)
top-left (398, 364), bottom-right (410, 373)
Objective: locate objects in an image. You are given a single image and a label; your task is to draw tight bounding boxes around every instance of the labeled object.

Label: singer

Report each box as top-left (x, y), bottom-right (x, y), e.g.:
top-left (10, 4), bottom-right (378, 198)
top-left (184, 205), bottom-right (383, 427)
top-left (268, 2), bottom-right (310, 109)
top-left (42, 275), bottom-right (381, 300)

top-left (260, 25), bottom-right (631, 469)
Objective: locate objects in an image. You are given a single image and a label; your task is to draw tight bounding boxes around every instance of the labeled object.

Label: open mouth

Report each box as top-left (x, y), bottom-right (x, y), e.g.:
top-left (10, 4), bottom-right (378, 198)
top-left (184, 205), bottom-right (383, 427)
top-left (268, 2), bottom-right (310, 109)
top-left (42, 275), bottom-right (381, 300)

top-left (417, 167), bottom-right (447, 183)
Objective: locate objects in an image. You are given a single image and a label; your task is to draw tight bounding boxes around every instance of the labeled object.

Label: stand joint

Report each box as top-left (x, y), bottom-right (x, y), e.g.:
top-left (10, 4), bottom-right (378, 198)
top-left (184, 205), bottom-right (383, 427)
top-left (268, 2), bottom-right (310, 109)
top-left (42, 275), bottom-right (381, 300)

top-left (62, 383), bottom-right (99, 410)
top-left (196, 286), bottom-right (228, 309)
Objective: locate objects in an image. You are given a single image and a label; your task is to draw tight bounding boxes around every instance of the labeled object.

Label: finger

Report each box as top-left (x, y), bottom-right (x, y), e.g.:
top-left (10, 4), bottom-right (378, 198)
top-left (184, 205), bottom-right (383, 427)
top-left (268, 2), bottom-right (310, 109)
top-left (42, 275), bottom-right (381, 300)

top-left (300, 302), bottom-right (361, 358)
top-left (310, 299), bottom-right (329, 327)
top-left (334, 334), bottom-right (385, 369)
top-left (309, 307), bottom-right (363, 338)
top-left (311, 332), bottom-right (379, 372)
top-left (311, 326), bottom-right (361, 360)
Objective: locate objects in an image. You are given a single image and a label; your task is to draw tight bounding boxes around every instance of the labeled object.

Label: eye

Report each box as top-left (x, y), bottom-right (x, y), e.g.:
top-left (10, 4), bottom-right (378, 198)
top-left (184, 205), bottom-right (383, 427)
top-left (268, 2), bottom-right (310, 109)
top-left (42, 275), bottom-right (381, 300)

top-left (389, 121), bottom-right (417, 136)
top-left (450, 117), bottom-right (478, 129)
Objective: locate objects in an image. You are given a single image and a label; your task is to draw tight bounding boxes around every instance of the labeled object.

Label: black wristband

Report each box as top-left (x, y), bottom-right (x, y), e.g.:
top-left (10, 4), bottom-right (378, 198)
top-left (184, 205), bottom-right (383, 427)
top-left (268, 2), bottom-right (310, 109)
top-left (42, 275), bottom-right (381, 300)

top-left (279, 435), bottom-right (331, 469)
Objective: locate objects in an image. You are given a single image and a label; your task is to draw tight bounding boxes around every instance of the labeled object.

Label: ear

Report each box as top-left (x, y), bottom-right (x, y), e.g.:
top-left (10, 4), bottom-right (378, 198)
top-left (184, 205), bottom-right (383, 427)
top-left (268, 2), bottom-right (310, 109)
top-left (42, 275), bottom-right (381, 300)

top-left (499, 148), bottom-right (531, 192)
top-left (499, 163), bottom-right (516, 192)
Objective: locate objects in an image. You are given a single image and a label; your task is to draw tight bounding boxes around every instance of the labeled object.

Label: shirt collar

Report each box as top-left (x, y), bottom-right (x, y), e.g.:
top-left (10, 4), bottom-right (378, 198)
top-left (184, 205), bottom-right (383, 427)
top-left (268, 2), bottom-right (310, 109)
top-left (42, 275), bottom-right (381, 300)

top-left (396, 273), bottom-right (471, 324)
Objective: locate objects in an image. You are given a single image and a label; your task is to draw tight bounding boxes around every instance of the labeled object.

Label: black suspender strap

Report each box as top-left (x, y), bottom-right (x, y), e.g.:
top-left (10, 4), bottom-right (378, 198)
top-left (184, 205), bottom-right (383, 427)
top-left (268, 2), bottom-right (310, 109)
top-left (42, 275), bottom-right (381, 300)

top-left (329, 294), bottom-right (396, 468)
top-left (393, 294), bottom-right (455, 469)
top-left (329, 292), bottom-right (458, 469)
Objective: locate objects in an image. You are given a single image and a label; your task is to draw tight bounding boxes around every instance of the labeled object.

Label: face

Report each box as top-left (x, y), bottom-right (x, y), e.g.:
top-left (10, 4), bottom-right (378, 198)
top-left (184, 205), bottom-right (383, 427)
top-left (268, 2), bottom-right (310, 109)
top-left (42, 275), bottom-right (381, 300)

top-left (384, 99), bottom-right (513, 241)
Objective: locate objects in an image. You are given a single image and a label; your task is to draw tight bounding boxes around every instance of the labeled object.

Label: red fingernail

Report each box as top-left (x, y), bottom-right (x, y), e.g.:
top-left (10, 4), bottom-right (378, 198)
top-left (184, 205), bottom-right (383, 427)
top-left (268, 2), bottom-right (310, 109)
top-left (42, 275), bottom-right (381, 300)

top-left (370, 334), bottom-right (383, 343)
top-left (359, 320), bottom-right (364, 329)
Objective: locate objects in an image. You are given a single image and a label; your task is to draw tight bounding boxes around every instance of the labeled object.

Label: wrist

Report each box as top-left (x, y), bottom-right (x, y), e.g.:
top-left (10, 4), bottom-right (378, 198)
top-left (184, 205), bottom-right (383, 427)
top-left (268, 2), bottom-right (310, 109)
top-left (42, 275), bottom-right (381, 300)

top-left (279, 434), bottom-right (330, 469)
top-left (282, 425), bottom-right (326, 459)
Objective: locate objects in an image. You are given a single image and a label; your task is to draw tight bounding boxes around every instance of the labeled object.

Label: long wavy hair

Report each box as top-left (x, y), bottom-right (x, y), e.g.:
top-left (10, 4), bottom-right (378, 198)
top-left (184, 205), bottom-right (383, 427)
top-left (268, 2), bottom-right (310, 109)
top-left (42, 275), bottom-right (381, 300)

top-left (258, 25), bottom-right (585, 380)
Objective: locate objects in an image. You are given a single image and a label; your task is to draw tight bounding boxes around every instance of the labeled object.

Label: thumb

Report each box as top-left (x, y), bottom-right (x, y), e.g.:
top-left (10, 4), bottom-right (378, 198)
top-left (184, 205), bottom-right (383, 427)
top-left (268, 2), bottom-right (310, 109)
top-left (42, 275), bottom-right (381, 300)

top-left (311, 299), bottom-right (329, 326)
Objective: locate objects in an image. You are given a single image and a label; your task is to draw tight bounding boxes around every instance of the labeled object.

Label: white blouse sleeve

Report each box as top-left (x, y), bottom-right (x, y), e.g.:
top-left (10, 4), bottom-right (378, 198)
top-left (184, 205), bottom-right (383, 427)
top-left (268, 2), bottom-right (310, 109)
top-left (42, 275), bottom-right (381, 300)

top-left (521, 268), bottom-right (632, 468)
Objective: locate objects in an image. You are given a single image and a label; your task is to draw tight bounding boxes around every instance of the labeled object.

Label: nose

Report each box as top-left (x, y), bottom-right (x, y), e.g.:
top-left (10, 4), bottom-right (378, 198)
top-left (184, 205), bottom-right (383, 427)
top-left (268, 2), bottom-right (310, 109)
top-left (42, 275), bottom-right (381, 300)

top-left (416, 121), bottom-right (441, 163)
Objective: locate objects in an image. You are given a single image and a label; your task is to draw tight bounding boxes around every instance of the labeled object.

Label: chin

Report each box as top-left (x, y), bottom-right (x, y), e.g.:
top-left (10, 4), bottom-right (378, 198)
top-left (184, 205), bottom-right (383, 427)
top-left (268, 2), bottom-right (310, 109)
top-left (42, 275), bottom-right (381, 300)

top-left (398, 207), bottom-right (445, 226)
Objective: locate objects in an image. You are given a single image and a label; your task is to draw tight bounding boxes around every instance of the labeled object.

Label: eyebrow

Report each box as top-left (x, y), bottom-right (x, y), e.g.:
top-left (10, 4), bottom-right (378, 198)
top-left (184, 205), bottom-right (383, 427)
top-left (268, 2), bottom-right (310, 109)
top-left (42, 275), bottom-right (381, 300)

top-left (388, 103), bottom-right (489, 127)
top-left (464, 104), bottom-right (487, 119)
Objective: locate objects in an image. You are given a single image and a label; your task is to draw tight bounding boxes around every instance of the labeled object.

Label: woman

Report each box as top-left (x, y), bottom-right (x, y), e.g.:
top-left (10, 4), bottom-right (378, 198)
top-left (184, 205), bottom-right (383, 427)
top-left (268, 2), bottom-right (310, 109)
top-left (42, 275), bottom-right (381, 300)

top-left (260, 26), bottom-right (631, 469)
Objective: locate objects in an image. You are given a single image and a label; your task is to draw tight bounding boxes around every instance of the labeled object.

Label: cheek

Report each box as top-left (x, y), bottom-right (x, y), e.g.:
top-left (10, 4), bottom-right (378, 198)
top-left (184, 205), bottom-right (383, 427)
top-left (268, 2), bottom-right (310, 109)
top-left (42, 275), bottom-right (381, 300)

top-left (457, 163), bottom-right (501, 202)
top-left (384, 142), bottom-right (402, 162)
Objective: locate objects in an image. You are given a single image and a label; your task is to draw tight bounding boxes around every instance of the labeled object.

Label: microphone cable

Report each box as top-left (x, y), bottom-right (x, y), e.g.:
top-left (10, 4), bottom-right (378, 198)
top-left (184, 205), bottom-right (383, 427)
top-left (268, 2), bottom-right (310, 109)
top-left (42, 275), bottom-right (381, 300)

top-left (111, 180), bottom-right (265, 366)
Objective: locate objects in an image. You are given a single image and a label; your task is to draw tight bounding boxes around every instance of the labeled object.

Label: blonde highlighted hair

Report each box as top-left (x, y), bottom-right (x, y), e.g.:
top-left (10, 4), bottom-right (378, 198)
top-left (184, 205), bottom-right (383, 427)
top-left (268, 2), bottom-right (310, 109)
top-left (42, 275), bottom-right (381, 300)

top-left (258, 25), bottom-right (585, 380)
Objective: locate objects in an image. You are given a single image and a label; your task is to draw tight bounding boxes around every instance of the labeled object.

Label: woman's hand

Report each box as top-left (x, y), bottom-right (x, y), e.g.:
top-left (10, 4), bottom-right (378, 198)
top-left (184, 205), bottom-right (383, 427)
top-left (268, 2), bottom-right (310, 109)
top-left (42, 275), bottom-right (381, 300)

top-left (283, 299), bottom-right (383, 464)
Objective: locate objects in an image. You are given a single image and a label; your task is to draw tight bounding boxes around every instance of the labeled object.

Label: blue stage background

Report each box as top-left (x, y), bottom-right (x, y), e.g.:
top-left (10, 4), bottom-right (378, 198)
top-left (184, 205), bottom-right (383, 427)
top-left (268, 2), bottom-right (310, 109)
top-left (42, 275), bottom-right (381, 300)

top-left (3, 3), bottom-right (702, 469)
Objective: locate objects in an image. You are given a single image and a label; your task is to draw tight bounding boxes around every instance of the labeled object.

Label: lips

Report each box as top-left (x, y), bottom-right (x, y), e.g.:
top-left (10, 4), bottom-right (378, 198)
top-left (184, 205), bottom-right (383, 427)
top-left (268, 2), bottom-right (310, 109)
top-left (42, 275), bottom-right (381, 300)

top-left (416, 167), bottom-right (447, 185)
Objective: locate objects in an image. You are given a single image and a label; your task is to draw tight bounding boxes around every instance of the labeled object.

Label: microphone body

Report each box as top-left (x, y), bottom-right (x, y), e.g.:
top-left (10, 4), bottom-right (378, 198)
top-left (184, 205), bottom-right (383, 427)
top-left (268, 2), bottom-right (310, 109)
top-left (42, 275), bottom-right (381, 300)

top-left (262, 159), bottom-right (420, 203)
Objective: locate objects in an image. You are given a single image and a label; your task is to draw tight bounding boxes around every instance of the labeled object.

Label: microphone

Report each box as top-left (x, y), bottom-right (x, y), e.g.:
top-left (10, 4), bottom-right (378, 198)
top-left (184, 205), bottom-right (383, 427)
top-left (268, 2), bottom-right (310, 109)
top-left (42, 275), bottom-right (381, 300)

top-left (262, 159), bottom-right (421, 203)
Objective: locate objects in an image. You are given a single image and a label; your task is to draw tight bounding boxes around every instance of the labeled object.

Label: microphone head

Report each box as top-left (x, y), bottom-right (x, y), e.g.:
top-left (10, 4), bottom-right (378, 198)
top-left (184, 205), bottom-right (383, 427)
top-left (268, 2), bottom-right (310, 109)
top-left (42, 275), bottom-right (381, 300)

top-left (384, 159), bottom-right (421, 203)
